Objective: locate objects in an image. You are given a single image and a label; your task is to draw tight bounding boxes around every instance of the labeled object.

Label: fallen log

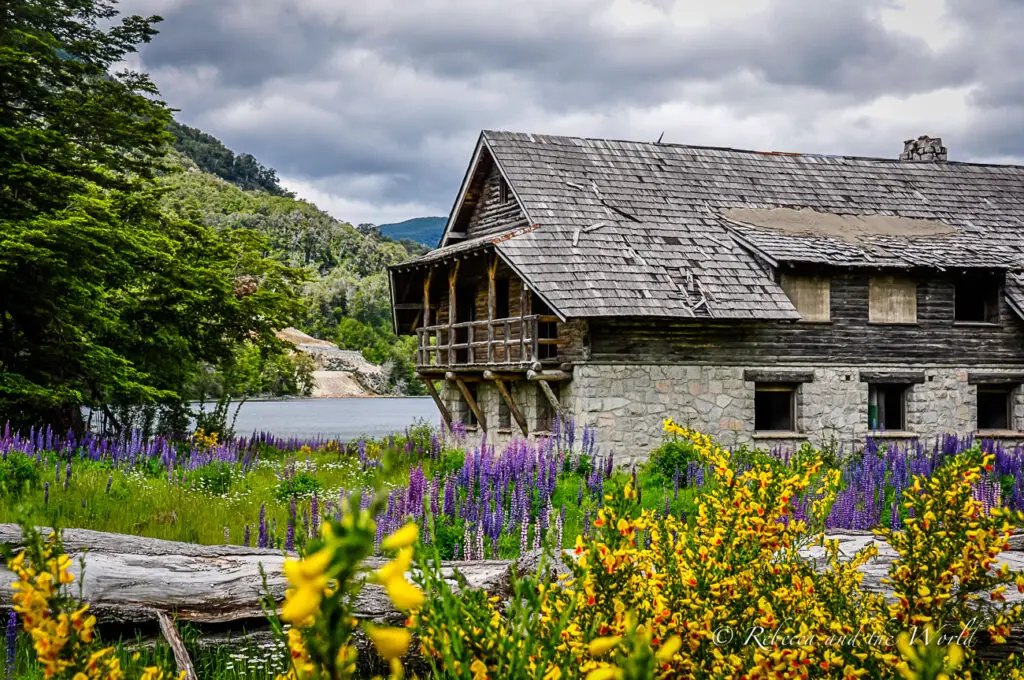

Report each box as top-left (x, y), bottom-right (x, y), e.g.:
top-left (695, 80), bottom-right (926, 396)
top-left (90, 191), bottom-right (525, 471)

top-left (0, 525), bottom-right (512, 626)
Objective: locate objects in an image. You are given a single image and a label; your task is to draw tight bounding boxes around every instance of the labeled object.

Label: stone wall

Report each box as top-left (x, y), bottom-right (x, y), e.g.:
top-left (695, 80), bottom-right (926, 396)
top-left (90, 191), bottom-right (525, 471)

top-left (436, 366), bottom-right (1024, 463)
top-left (569, 364), bottom-right (1024, 465)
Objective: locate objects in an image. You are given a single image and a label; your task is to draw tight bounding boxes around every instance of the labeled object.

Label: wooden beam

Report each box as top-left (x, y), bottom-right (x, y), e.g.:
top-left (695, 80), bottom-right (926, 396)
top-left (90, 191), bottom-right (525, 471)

top-left (490, 376), bottom-right (528, 436)
top-left (487, 256), bottom-right (497, 364)
top-left (423, 268), bottom-right (433, 328)
top-left (454, 376), bottom-right (487, 432)
top-left (445, 371), bottom-right (483, 383)
top-left (527, 369), bottom-right (571, 382)
top-left (536, 379), bottom-right (567, 419)
top-left (422, 378), bottom-right (452, 429)
top-left (448, 262), bottom-right (460, 366)
top-left (519, 279), bottom-right (528, 362)
top-left (157, 611), bottom-right (198, 680)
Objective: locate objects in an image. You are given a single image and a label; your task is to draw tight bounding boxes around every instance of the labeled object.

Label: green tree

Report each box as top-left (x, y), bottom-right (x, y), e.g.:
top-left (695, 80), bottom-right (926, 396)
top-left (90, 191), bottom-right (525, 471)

top-left (0, 0), bottom-right (302, 433)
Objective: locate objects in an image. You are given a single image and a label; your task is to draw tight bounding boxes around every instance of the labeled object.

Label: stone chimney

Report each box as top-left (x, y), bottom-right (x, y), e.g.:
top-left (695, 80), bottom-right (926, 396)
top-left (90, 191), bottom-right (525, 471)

top-left (900, 135), bottom-right (947, 162)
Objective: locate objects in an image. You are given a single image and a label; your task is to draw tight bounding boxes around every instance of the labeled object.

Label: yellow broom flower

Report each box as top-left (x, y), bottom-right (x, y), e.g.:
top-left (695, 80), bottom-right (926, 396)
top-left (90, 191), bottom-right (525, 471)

top-left (587, 636), bottom-right (621, 656)
top-left (382, 523), bottom-right (419, 551)
top-left (365, 624), bottom-right (411, 660)
top-left (385, 577), bottom-right (425, 611)
top-left (656, 635), bottom-right (682, 662)
top-left (585, 668), bottom-right (623, 680)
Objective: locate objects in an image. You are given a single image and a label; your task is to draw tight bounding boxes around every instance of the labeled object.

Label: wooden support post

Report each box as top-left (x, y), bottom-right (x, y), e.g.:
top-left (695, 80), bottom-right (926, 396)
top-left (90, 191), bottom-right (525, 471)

top-left (536, 379), bottom-right (567, 420)
top-left (422, 378), bottom-right (452, 429)
top-left (448, 262), bottom-right (460, 366)
top-left (487, 256), bottom-right (497, 364)
top-left (423, 268), bottom-right (433, 328)
top-left (519, 281), bottom-right (528, 362)
top-left (484, 371), bottom-right (528, 436)
top-left (454, 376), bottom-right (486, 432)
top-left (157, 611), bottom-right (198, 680)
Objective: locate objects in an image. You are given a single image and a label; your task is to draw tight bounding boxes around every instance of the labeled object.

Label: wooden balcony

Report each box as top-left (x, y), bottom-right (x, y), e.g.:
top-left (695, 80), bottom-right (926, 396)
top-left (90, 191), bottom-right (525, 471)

top-left (415, 314), bottom-right (559, 369)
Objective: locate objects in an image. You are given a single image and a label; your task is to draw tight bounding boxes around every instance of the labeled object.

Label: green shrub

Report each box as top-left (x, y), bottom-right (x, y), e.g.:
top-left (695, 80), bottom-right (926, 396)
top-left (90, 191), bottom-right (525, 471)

top-left (647, 438), bottom-right (698, 481)
top-left (192, 461), bottom-right (234, 495)
top-left (0, 452), bottom-right (41, 498)
top-left (274, 471), bottom-right (321, 500)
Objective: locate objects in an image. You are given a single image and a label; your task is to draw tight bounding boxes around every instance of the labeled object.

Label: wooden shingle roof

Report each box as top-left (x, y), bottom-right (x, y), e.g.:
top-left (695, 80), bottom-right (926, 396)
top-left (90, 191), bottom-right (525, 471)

top-left (396, 131), bottom-right (1024, 321)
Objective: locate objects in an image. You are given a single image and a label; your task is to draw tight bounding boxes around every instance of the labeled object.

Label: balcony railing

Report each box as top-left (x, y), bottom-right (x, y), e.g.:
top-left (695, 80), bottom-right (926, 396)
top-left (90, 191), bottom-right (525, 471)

top-left (415, 314), bottom-right (558, 368)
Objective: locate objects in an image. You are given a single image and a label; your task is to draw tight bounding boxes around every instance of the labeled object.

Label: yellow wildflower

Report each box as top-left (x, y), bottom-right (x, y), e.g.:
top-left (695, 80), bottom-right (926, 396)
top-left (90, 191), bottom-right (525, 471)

top-left (587, 636), bottom-right (621, 656)
top-left (385, 577), bottom-right (425, 611)
top-left (366, 624), bottom-right (411, 660)
top-left (382, 523), bottom-right (419, 551)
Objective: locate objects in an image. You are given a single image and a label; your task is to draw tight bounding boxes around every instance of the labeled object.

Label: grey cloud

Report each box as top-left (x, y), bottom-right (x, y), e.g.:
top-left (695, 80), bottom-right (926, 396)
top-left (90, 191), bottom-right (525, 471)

top-left (119, 0), bottom-right (1024, 223)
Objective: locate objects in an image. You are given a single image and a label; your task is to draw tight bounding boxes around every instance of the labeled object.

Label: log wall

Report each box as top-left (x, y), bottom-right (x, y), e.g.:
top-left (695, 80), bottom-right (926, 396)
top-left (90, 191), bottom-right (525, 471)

top-left (588, 274), bottom-right (1024, 365)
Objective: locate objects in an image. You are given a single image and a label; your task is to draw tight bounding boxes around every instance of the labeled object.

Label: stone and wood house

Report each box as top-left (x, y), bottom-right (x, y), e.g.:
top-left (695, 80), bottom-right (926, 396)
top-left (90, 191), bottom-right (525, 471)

top-left (388, 132), bottom-right (1024, 462)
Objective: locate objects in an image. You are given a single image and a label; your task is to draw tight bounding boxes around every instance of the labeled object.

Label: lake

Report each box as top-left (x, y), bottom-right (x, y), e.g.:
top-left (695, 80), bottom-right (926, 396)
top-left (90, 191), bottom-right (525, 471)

top-left (200, 397), bottom-right (439, 440)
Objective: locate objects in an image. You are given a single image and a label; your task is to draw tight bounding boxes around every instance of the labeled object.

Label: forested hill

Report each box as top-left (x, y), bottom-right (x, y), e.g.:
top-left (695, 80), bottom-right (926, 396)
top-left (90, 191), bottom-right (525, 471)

top-left (167, 121), bottom-right (295, 197)
top-left (159, 124), bottom-right (427, 396)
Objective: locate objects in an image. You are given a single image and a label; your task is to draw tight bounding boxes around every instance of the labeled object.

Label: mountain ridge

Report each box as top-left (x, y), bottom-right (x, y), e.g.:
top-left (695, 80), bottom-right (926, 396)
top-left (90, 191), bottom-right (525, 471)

top-left (378, 216), bottom-right (445, 247)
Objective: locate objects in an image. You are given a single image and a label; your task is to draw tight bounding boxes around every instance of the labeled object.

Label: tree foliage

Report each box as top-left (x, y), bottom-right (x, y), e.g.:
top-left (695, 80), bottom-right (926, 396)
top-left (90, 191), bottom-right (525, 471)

top-left (168, 120), bottom-right (295, 197)
top-left (0, 0), bottom-right (304, 432)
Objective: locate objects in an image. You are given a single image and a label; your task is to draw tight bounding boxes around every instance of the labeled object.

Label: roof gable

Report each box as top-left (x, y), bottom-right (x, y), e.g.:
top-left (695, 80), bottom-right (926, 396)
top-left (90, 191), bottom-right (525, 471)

top-left (438, 136), bottom-right (534, 248)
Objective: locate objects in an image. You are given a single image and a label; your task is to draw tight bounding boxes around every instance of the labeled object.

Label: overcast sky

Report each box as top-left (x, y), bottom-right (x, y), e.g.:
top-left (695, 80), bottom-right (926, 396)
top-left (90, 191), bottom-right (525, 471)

top-left (119, 0), bottom-right (1024, 226)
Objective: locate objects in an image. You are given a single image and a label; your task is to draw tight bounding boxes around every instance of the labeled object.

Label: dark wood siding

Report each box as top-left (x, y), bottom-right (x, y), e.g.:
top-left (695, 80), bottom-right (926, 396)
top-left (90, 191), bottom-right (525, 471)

top-left (464, 164), bottom-right (530, 239)
top-left (588, 274), bottom-right (1024, 365)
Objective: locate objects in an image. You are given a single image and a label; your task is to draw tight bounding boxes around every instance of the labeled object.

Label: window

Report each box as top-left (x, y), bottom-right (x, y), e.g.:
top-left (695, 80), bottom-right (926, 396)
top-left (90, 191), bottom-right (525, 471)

top-left (869, 276), bottom-right (917, 324)
top-left (532, 292), bottom-right (558, 360)
top-left (754, 384), bottom-right (797, 432)
top-left (977, 386), bottom-right (1013, 431)
top-left (497, 394), bottom-right (511, 430)
top-left (780, 274), bottom-right (831, 322)
top-left (537, 383), bottom-right (559, 432)
top-left (495, 279), bottom-right (510, 319)
top-left (463, 383), bottom-right (478, 427)
top-left (868, 384), bottom-right (909, 431)
top-left (955, 275), bottom-right (1000, 323)
top-left (498, 176), bottom-right (511, 204)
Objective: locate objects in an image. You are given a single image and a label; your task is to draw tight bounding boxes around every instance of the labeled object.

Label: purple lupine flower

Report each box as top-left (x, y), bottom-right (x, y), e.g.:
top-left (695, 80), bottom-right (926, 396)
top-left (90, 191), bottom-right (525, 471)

top-left (257, 504), bottom-right (268, 549)
top-left (577, 481), bottom-right (584, 508)
top-left (285, 511), bottom-right (295, 552)
top-left (673, 468), bottom-right (680, 501)
top-left (5, 610), bottom-right (15, 680)
top-left (475, 521), bottom-right (485, 560)
top-left (582, 508), bottom-right (591, 539)
top-left (443, 475), bottom-right (456, 518)
top-left (302, 509), bottom-right (310, 540)
top-left (463, 522), bottom-right (473, 561)
top-left (311, 492), bottom-right (320, 538)
top-left (519, 518), bottom-right (530, 555)
top-left (243, 525), bottom-right (251, 547)
top-left (43, 482), bottom-right (49, 506)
